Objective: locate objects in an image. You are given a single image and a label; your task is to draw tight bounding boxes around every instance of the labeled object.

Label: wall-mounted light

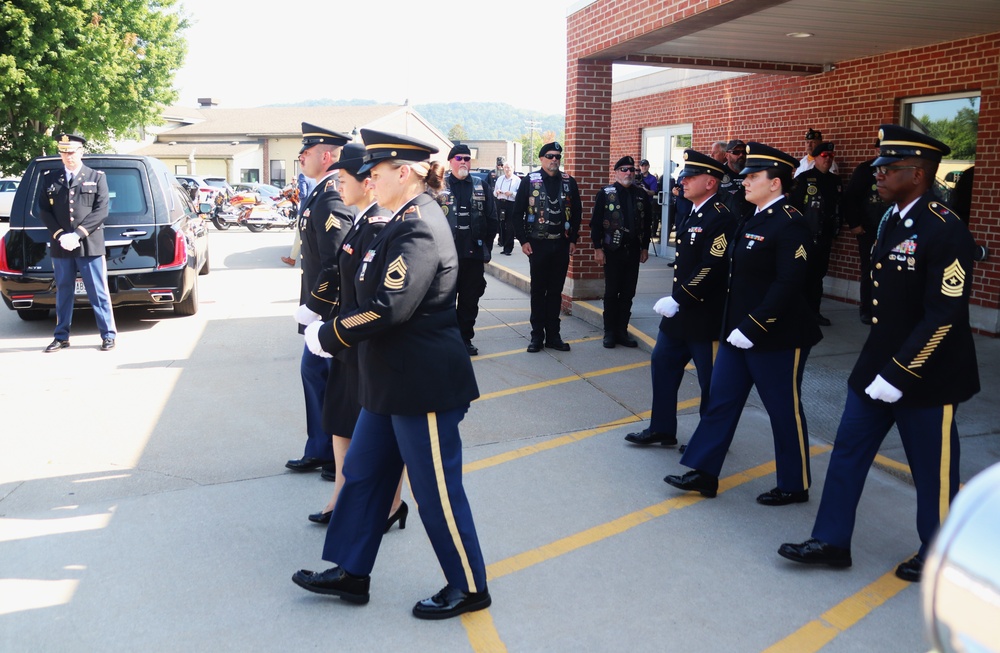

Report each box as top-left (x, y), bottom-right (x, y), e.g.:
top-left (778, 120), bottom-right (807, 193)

top-left (786, 32), bottom-right (814, 38)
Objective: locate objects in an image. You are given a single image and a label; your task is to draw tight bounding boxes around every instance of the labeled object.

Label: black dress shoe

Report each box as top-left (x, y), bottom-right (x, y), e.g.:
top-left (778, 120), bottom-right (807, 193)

top-left (545, 339), bottom-right (570, 351)
top-left (44, 339), bottom-right (69, 353)
top-left (412, 584), bottom-right (492, 620)
top-left (100, 337), bottom-right (116, 351)
top-left (895, 555), bottom-right (923, 582)
top-left (816, 314), bottom-right (832, 327)
top-left (663, 470), bottom-right (718, 497)
top-left (614, 332), bottom-right (639, 347)
top-left (465, 341), bottom-right (479, 356)
top-left (624, 428), bottom-right (677, 447)
top-left (778, 538), bottom-right (852, 568)
top-left (308, 510), bottom-right (332, 524)
top-left (292, 567), bottom-right (370, 603)
top-left (526, 340), bottom-right (543, 353)
top-left (384, 500), bottom-right (408, 533)
top-left (285, 457), bottom-right (334, 472)
top-left (320, 464), bottom-right (336, 482)
top-left (603, 333), bottom-right (616, 348)
top-left (756, 487), bottom-right (809, 506)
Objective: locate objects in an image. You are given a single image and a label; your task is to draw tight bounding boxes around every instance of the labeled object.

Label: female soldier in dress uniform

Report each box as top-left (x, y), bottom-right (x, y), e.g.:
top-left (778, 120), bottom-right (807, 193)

top-left (292, 130), bottom-right (491, 620)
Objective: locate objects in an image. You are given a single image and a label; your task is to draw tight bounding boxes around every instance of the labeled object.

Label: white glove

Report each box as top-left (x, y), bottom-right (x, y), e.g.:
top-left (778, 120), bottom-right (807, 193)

top-left (653, 296), bottom-right (680, 318)
top-left (865, 375), bottom-right (902, 403)
top-left (59, 233), bottom-right (81, 251)
top-left (294, 303), bottom-right (321, 326)
top-left (726, 328), bottom-right (754, 349)
top-left (303, 321), bottom-right (332, 358)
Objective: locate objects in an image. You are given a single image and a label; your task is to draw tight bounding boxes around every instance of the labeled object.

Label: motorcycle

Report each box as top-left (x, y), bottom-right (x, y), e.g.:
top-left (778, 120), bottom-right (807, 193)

top-left (210, 192), bottom-right (240, 230)
top-left (229, 189), bottom-right (297, 232)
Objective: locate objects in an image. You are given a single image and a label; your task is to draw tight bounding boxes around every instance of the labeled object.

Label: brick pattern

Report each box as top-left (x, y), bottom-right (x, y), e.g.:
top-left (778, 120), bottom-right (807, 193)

top-left (567, 21), bottom-right (1000, 319)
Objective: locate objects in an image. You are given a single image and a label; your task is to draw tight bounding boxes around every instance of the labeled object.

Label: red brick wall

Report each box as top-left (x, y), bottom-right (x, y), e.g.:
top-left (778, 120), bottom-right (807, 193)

top-left (571, 32), bottom-right (1000, 317)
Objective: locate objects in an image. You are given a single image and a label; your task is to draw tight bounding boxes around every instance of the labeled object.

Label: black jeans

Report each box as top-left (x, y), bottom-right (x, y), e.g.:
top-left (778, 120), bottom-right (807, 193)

top-left (456, 258), bottom-right (487, 342)
top-left (601, 243), bottom-right (641, 333)
top-left (527, 238), bottom-right (571, 342)
top-left (497, 200), bottom-right (516, 253)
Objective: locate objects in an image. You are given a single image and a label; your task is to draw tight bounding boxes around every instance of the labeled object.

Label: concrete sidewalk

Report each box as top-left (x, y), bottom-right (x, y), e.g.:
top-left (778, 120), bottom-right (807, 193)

top-left (486, 241), bottom-right (1000, 483)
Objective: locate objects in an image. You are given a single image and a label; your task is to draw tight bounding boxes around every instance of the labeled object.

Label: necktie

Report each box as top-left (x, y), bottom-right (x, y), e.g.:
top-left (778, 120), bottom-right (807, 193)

top-left (66, 173), bottom-right (73, 186)
top-left (887, 210), bottom-right (901, 231)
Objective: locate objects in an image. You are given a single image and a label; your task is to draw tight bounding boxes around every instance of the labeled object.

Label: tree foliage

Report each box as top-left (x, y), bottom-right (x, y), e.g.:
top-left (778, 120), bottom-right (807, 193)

top-left (448, 124), bottom-right (468, 141)
top-left (919, 105), bottom-right (978, 161)
top-left (0, 0), bottom-right (189, 175)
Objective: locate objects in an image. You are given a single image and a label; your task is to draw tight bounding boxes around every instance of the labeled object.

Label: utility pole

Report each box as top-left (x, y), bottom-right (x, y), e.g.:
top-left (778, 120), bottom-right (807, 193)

top-left (525, 119), bottom-right (540, 171)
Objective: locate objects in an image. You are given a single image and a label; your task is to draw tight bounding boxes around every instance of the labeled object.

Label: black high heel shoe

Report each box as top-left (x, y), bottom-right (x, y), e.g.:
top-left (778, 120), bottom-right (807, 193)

top-left (308, 509), bottom-right (332, 524)
top-left (384, 500), bottom-right (408, 533)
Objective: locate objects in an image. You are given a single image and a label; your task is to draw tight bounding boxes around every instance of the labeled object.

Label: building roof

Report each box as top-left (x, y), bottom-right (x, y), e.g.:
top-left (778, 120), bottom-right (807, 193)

top-left (159, 105), bottom-right (403, 138)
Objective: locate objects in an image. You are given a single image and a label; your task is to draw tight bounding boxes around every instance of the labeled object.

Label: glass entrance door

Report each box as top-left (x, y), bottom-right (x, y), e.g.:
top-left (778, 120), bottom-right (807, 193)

top-left (642, 125), bottom-right (692, 258)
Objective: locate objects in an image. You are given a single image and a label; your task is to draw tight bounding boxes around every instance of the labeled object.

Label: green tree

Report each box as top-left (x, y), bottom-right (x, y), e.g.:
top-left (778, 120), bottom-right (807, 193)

top-left (448, 124), bottom-right (468, 141)
top-left (0, 0), bottom-right (189, 175)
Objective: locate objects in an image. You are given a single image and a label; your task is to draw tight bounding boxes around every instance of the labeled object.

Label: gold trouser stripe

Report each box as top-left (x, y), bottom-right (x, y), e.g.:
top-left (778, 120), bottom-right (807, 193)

top-left (791, 348), bottom-right (809, 488)
top-left (426, 412), bottom-right (477, 591)
top-left (711, 339), bottom-right (719, 363)
top-left (939, 405), bottom-right (954, 524)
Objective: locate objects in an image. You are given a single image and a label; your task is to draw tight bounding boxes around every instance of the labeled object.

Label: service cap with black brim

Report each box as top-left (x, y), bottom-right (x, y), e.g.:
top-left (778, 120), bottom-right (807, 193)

top-left (329, 143), bottom-right (368, 176)
top-left (677, 149), bottom-right (726, 180)
top-left (357, 128), bottom-right (439, 174)
top-left (56, 133), bottom-right (86, 152)
top-left (872, 124), bottom-right (951, 167)
top-left (299, 122), bottom-right (352, 154)
top-left (739, 142), bottom-right (798, 175)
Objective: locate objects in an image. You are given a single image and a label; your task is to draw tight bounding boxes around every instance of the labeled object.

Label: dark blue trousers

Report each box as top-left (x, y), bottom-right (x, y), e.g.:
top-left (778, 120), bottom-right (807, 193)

top-left (52, 255), bottom-right (116, 340)
top-left (300, 343), bottom-right (332, 460)
top-left (649, 330), bottom-right (716, 437)
top-left (812, 388), bottom-right (961, 557)
top-left (680, 343), bottom-right (812, 492)
top-left (323, 406), bottom-right (487, 593)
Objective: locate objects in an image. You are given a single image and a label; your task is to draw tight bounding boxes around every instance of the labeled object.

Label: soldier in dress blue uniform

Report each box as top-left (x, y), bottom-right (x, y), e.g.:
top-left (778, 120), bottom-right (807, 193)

top-left (779, 125), bottom-right (980, 582)
top-left (38, 134), bottom-right (117, 353)
top-left (285, 123), bottom-right (354, 476)
top-left (292, 129), bottom-right (491, 620)
top-left (590, 155), bottom-right (652, 348)
top-left (512, 142), bottom-right (583, 352)
top-left (843, 139), bottom-right (890, 324)
top-left (664, 143), bottom-right (822, 505)
top-left (625, 150), bottom-right (736, 447)
top-left (437, 143), bottom-right (498, 355)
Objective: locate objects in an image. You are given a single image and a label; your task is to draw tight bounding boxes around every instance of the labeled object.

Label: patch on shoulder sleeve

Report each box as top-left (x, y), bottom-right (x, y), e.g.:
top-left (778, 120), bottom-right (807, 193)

top-left (794, 245), bottom-right (808, 261)
top-left (384, 255), bottom-right (407, 290)
top-left (710, 234), bottom-right (727, 257)
top-left (941, 259), bottom-right (966, 297)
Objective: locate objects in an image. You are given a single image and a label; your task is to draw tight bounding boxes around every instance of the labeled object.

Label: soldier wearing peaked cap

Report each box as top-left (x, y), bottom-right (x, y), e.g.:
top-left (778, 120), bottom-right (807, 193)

top-left (625, 149), bottom-right (737, 448)
top-left (780, 125), bottom-right (980, 583)
top-left (665, 142), bottom-right (822, 507)
top-left (292, 129), bottom-right (491, 621)
top-left (285, 122), bottom-right (354, 476)
top-left (590, 155), bottom-right (651, 348)
top-left (38, 133), bottom-right (117, 353)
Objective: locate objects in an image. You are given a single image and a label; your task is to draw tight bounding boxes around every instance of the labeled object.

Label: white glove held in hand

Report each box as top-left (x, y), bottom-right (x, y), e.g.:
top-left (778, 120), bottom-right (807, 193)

top-left (59, 233), bottom-right (81, 251)
top-left (726, 328), bottom-right (754, 349)
top-left (865, 375), bottom-right (902, 403)
top-left (653, 296), bottom-right (680, 318)
top-left (303, 321), bottom-right (332, 358)
top-left (295, 303), bottom-right (321, 326)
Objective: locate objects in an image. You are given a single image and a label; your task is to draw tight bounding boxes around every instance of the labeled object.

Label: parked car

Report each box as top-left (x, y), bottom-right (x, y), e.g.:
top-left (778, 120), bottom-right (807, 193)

top-left (175, 174), bottom-right (222, 205)
top-left (232, 182), bottom-right (284, 202)
top-left (202, 176), bottom-right (235, 197)
top-left (0, 154), bottom-right (210, 319)
top-left (0, 177), bottom-right (20, 220)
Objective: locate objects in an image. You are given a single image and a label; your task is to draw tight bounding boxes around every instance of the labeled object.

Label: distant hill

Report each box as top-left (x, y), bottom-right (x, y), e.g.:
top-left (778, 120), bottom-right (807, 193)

top-left (266, 99), bottom-right (564, 140)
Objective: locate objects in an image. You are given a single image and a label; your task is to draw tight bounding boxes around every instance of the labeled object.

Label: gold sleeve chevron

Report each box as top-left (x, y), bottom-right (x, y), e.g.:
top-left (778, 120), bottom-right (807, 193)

top-left (710, 234), bottom-right (727, 257)
top-left (340, 311), bottom-right (380, 329)
top-left (384, 255), bottom-right (407, 290)
top-left (794, 245), bottom-right (808, 261)
top-left (941, 259), bottom-right (966, 297)
top-left (325, 215), bottom-right (343, 232)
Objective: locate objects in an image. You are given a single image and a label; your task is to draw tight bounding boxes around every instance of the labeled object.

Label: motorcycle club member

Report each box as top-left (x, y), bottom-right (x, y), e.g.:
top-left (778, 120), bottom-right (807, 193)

top-left (285, 122), bottom-right (354, 477)
top-left (512, 142), bottom-right (583, 352)
top-left (625, 149), bottom-right (736, 448)
top-left (779, 125), bottom-right (979, 583)
top-left (437, 144), bottom-right (499, 355)
top-left (590, 155), bottom-right (651, 348)
top-left (38, 133), bottom-right (116, 353)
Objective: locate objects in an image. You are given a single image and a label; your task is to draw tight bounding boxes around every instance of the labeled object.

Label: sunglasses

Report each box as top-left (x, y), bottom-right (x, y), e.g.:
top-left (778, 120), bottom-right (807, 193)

top-left (542, 153), bottom-right (562, 160)
top-left (453, 155), bottom-right (471, 162)
top-left (818, 152), bottom-right (834, 158)
top-left (617, 167), bottom-right (634, 173)
top-left (875, 165), bottom-right (919, 175)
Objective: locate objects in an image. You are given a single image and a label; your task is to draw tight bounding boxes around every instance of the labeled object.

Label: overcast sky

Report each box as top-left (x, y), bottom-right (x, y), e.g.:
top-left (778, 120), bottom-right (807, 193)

top-left (171, 1), bottom-right (580, 114)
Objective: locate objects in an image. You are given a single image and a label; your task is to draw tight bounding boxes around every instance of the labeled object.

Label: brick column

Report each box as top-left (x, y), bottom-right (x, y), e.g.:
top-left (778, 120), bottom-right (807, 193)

top-left (563, 58), bottom-right (613, 306)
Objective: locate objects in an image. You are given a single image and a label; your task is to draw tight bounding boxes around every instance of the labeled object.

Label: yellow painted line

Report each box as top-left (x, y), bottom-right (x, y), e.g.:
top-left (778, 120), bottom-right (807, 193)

top-left (575, 300), bottom-right (658, 348)
top-left (761, 563), bottom-right (912, 653)
top-left (874, 453), bottom-right (911, 476)
top-left (485, 445), bottom-right (832, 581)
top-left (462, 608), bottom-right (508, 653)
top-left (476, 321), bottom-right (531, 331)
top-left (475, 360), bottom-right (649, 401)
top-left (474, 335), bottom-right (604, 360)
top-left (487, 262), bottom-right (529, 283)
